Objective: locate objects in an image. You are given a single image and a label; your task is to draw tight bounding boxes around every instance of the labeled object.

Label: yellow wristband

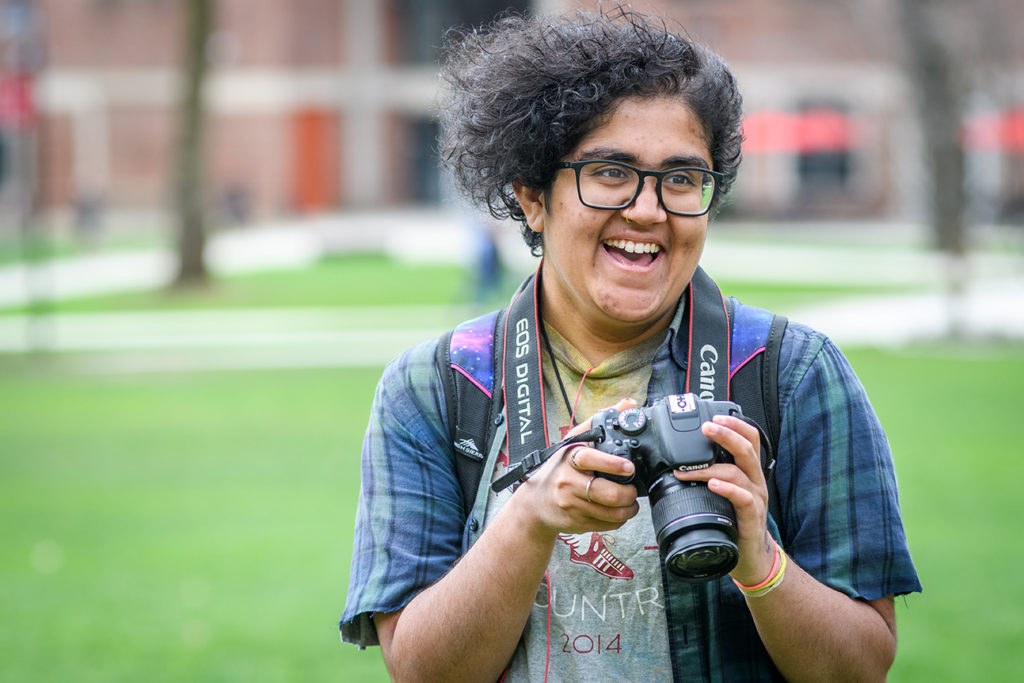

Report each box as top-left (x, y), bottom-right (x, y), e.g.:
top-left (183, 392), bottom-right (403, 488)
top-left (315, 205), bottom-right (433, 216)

top-left (733, 541), bottom-right (781, 592)
top-left (740, 550), bottom-right (788, 598)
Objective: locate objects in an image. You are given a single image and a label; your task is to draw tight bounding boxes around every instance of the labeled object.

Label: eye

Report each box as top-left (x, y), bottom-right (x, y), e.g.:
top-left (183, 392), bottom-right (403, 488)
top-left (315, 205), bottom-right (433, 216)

top-left (584, 162), bottom-right (633, 182)
top-left (663, 169), bottom-right (700, 188)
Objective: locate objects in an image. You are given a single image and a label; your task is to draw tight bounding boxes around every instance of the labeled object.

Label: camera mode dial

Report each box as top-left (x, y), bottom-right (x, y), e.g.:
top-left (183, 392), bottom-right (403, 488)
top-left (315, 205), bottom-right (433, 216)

top-left (616, 407), bottom-right (647, 436)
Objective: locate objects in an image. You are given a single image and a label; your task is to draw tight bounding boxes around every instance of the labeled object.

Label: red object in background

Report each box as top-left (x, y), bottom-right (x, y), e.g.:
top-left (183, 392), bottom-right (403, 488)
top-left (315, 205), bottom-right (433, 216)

top-left (1004, 109), bottom-right (1024, 153)
top-left (741, 110), bottom-right (798, 153)
top-left (742, 108), bottom-right (853, 154)
top-left (964, 108), bottom-right (1024, 153)
top-left (291, 107), bottom-right (339, 212)
top-left (0, 72), bottom-right (36, 130)
top-left (796, 108), bottom-right (852, 154)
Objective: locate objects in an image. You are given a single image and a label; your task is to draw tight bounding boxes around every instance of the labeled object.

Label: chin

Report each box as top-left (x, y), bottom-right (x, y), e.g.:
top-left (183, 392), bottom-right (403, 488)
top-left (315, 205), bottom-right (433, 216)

top-left (600, 292), bottom-right (672, 327)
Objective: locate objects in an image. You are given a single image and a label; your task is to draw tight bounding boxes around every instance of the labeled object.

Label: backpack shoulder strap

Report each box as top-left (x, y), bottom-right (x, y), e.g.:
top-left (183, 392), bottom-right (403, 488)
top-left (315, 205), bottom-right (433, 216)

top-left (435, 308), bottom-right (507, 515)
top-left (762, 311), bottom-right (789, 451)
top-left (727, 299), bottom-right (789, 526)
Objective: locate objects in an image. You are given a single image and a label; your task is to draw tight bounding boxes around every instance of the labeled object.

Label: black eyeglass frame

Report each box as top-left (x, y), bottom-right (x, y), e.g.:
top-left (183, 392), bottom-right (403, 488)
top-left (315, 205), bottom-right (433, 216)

top-left (557, 160), bottom-right (725, 217)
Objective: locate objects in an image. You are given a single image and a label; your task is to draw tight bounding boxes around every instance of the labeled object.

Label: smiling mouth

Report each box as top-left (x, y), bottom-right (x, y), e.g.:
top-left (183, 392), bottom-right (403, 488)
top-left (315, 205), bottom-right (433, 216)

top-left (603, 238), bottom-right (661, 265)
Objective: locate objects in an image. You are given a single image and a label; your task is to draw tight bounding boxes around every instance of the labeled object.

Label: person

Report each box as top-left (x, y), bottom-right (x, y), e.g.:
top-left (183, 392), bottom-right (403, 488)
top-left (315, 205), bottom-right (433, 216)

top-left (340, 8), bottom-right (920, 682)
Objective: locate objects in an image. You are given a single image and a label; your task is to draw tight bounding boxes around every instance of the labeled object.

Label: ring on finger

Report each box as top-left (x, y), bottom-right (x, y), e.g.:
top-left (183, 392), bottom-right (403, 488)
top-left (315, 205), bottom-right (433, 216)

top-left (585, 474), bottom-right (597, 504)
top-left (569, 447), bottom-right (582, 471)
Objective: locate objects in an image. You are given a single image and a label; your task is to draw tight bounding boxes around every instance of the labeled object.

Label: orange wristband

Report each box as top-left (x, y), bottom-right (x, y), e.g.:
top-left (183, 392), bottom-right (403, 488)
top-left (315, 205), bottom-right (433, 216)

top-left (733, 540), bottom-right (781, 592)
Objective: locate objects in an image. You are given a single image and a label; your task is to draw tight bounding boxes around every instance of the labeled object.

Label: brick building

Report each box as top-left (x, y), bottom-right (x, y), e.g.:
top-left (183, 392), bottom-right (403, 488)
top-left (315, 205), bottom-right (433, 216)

top-left (2, 0), bottom-right (1022, 234)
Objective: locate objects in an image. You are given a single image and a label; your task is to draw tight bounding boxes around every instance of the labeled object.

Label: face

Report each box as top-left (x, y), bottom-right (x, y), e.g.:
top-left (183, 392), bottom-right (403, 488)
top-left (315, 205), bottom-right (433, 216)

top-left (515, 95), bottom-right (713, 352)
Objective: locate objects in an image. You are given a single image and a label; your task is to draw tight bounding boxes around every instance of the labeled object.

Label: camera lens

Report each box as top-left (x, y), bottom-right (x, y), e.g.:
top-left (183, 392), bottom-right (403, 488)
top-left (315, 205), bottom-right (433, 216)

top-left (663, 527), bottom-right (738, 580)
top-left (648, 472), bottom-right (739, 582)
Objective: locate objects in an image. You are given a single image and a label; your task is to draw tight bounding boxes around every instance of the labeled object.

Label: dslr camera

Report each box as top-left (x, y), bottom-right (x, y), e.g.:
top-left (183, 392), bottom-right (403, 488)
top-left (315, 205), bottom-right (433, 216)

top-left (592, 393), bottom-right (749, 582)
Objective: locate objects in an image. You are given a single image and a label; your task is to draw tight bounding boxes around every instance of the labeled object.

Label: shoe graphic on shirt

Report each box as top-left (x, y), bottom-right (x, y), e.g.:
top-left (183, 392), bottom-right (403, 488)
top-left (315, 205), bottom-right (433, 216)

top-left (558, 532), bottom-right (634, 580)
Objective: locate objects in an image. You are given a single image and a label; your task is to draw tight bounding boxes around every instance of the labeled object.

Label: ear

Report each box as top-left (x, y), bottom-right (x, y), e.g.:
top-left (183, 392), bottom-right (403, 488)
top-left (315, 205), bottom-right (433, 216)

top-left (512, 181), bottom-right (546, 234)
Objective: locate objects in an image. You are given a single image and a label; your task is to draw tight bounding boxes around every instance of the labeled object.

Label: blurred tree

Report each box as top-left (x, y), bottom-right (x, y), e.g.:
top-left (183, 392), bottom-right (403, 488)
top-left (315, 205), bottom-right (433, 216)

top-left (891, 0), bottom-right (1016, 335)
top-left (895, 0), bottom-right (966, 257)
top-left (173, 0), bottom-right (213, 287)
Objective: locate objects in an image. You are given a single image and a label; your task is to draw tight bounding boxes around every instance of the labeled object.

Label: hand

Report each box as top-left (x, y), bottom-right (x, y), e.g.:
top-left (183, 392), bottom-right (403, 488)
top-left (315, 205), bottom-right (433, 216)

top-left (674, 415), bottom-right (776, 585)
top-left (513, 398), bottom-right (641, 540)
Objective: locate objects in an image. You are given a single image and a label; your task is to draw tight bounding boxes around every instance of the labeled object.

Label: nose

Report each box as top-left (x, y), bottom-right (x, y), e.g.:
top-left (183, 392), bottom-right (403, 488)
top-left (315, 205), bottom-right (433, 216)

top-left (623, 177), bottom-right (667, 225)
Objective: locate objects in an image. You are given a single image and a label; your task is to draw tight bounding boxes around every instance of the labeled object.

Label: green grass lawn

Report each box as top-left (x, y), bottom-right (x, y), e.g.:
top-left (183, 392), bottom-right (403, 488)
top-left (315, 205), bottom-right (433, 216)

top-left (1, 254), bottom-right (1022, 681)
top-left (0, 364), bottom-right (390, 682)
top-left (849, 343), bottom-right (1024, 682)
top-left (3, 346), bottom-right (1022, 681)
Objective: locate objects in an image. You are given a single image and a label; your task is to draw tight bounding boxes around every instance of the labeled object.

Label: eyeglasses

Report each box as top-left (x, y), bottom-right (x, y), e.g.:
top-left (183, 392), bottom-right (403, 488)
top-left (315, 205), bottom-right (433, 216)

top-left (557, 160), bottom-right (723, 217)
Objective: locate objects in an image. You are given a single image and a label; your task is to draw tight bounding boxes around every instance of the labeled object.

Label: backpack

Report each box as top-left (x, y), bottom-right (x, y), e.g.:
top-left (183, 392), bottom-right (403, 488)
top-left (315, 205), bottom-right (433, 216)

top-left (435, 282), bottom-right (788, 523)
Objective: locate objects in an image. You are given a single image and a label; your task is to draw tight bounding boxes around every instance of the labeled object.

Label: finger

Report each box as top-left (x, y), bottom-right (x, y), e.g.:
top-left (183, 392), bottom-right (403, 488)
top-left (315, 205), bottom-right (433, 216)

top-left (567, 445), bottom-right (585, 471)
top-left (584, 474), bottom-right (596, 503)
top-left (565, 445), bottom-right (634, 479)
top-left (563, 397), bottom-right (640, 474)
top-left (610, 397), bottom-right (638, 411)
top-left (578, 500), bottom-right (641, 527)
top-left (700, 417), bottom-right (763, 482)
top-left (706, 476), bottom-right (757, 509)
top-left (578, 475), bottom-right (640, 513)
top-left (713, 414), bottom-right (760, 444)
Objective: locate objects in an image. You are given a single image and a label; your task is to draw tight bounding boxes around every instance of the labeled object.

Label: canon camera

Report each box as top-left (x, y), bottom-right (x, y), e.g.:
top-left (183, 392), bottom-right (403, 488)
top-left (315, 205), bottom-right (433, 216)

top-left (592, 393), bottom-right (748, 582)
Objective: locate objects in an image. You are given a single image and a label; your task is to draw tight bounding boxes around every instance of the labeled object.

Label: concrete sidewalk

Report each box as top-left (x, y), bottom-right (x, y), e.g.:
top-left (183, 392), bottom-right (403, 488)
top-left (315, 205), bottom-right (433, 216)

top-left (0, 305), bottom-right (469, 371)
top-left (1, 212), bottom-right (1022, 372)
top-left (2, 274), bottom-right (1022, 373)
top-left (7, 212), bottom-right (1022, 308)
top-left (0, 221), bottom-right (330, 309)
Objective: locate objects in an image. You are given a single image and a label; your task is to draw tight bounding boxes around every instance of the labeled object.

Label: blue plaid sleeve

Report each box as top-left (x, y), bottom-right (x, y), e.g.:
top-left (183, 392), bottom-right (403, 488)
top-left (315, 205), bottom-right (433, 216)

top-left (774, 322), bottom-right (921, 601)
top-left (339, 338), bottom-right (466, 647)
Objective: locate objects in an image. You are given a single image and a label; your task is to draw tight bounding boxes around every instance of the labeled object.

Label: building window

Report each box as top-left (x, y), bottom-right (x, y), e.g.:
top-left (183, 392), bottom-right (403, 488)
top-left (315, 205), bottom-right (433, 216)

top-left (393, 0), bottom-right (529, 64)
top-left (409, 116), bottom-right (441, 203)
top-left (795, 103), bottom-right (853, 191)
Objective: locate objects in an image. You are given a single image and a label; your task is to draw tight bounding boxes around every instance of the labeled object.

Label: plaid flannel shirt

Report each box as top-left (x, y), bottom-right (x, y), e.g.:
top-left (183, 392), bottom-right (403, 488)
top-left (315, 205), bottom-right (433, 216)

top-left (340, 298), bottom-right (921, 680)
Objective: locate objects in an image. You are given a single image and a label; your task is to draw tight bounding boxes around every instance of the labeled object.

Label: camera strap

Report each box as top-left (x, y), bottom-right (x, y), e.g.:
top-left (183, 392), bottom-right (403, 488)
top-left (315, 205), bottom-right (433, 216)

top-left (501, 263), bottom-right (552, 462)
top-left (492, 426), bottom-right (605, 492)
top-left (677, 266), bottom-right (731, 402)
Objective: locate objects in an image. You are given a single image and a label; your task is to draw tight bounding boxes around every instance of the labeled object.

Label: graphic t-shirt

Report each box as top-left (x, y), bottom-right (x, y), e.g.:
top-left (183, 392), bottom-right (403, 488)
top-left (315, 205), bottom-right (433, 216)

top-left (486, 324), bottom-right (674, 681)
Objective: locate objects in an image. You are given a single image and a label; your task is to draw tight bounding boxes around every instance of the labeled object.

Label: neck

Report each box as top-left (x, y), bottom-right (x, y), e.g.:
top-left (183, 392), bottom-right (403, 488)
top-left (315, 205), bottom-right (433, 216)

top-left (539, 285), bottom-right (676, 367)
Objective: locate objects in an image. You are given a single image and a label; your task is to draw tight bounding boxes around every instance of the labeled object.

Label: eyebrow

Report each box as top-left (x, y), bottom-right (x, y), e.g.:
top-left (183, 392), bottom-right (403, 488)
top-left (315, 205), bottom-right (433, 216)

top-left (575, 146), bottom-right (712, 171)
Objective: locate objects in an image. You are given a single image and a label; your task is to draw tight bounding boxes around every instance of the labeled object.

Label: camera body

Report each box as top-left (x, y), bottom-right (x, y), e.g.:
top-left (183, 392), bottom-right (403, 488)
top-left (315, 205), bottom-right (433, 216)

top-left (592, 393), bottom-right (743, 582)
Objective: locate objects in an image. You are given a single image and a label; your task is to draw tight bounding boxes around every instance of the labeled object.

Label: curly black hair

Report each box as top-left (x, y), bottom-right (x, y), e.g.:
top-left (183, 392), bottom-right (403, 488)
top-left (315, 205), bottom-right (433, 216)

top-left (438, 7), bottom-right (744, 255)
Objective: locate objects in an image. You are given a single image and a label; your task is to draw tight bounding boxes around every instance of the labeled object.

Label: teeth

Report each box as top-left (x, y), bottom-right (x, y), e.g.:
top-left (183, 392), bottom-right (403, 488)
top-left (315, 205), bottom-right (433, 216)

top-left (605, 239), bottom-right (661, 254)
